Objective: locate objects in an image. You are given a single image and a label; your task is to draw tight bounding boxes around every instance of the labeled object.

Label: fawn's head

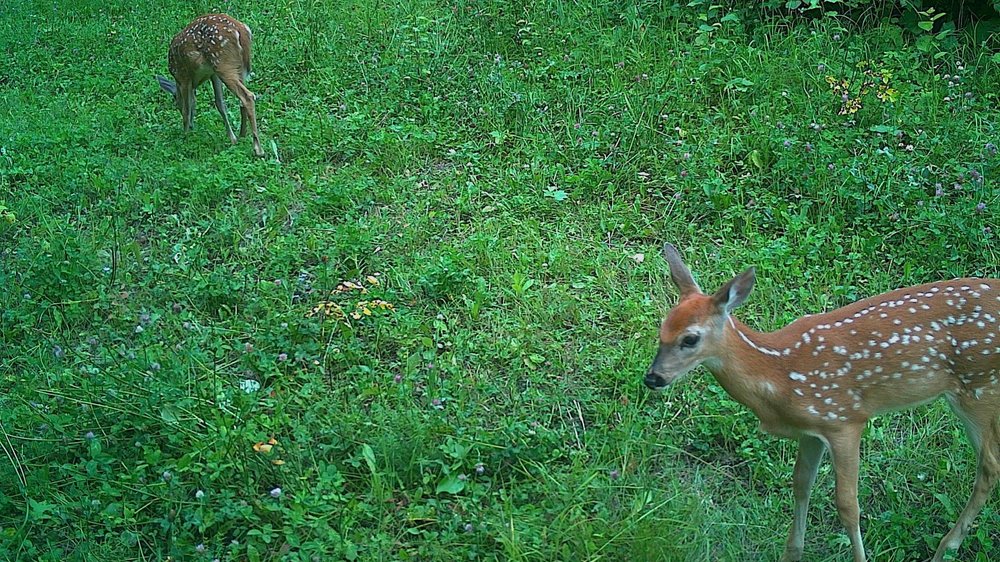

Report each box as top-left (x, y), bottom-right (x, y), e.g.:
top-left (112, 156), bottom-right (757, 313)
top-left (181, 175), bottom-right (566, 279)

top-left (155, 75), bottom-right (182, 111)
top-left (644, 244), bottom-right (756, 390)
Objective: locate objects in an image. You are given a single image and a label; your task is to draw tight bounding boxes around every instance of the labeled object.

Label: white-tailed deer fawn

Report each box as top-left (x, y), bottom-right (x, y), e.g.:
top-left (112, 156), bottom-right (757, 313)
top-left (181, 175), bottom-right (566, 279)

top-left (156, 14), bottom-right (264, 157)
top-left (645, 243), bottom-right (999, 562)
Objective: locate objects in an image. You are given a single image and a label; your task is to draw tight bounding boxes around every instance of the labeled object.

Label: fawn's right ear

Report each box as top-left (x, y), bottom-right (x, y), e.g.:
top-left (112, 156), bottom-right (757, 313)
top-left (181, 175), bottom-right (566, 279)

top-left (662, 243), bottom-right (701, 297)
top-left (156, 75), bottom-right (177, 95)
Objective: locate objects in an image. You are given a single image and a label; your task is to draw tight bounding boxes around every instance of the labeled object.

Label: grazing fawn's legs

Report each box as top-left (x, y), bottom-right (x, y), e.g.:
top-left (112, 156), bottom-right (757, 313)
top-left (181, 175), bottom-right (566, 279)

top-left (781, 435), bottom-right (826, 562)
top-left (181, 83), bottom-right (195, 131)
top-left (211, 76), bottom-right (238, 144)
top-left (218, 74), bottom-right (263, 157)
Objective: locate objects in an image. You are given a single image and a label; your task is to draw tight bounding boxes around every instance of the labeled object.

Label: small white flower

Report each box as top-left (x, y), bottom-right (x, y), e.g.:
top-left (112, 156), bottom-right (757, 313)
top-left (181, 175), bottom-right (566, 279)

top-left (239, 379), bottom-right (261, 394)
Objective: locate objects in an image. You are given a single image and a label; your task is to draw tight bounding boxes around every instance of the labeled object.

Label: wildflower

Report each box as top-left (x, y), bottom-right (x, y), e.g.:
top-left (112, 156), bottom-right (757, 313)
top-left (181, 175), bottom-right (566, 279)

top-left (432, 398), bottom-right (443, 409)
top-left (935, 185), bottom-right (944, 197)
top-left (817, 64), bottom-right (826, 72)
top-left (828, 164), bottom-right (836, 171)
top-left (976, 202), bottom-right (986, 213)
top-left (150, 362), bottom-right (161, 371)
top-left (464, 523), bottom-right (474, 533)
top-left (475, 463), bottom-right (486, 476)
top-left (970, 170), bottom-right (982, 182)
top-left (277, 353), bottom-right (288, 362)
top-left (195, 490), bottom-right (205, 499)
top-left (985, 227), bottom-right (992, 235)
top-left (986, 143), bottom-right (997, 155)
top-left (245, 343), bottom-right (254, 353)
top-left (804, 143), bottom-right (814, 152)
top-left (134, 325), bottom-right (144, 334)
top-left (162, 471), bottom-right (172, 482)
top-left (610, 469), bottom-right (621, 480)
top-left (196, 544), bottom-right (206, 553)
top-left (172, 302), bottom-right (182, 313)
top-left (673, 192), bottom-right (683, 200)
top-left (458, 474), bottom-right (468, 481)
top-left (88, 336), bottom-right (99, 348)
top-left (53, 345), bottom-right (65, 359)
top-left (783, 140), bottom-right (792, 148)
top-left (182, 321), bottom-right (192, 330)
top-left (683, 152), bottom-right (691, 159)
top-left (253, 438), bottom-right (277, 453)
top-left (680, 170), bottom-right (688, 178)
top-left (139, 312), bottom-right (151, 326)
top-left (833, 33), bottom-right (841, 41)
top-left (85, 431), bottom-right (95, 440)
top-left (270, 487), bottom-right (282, 498)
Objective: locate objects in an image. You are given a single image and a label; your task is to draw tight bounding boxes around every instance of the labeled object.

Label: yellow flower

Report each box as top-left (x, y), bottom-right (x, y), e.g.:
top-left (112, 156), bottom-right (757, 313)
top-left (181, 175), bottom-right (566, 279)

top-left (253, 437), bottom-right (278, 454)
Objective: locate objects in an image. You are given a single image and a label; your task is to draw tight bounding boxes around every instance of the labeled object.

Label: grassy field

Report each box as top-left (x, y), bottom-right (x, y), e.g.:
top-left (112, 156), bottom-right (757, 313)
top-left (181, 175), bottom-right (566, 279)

top-left (1, 0), bottom-right (999, 560)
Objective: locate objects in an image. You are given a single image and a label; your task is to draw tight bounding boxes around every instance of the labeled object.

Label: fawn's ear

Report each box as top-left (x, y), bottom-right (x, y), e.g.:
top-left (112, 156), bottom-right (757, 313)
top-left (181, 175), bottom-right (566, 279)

top-left (711, 267), bottom-right (756, 315)
top-left (662, 243), bottom-right (701, 297)
top-left (156, 75), bottom-right (177, 95)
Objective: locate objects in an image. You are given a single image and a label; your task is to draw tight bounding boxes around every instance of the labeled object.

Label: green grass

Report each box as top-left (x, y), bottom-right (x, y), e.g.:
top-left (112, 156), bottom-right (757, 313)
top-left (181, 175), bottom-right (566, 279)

top-left (1, 0), bottom-right (999, 560)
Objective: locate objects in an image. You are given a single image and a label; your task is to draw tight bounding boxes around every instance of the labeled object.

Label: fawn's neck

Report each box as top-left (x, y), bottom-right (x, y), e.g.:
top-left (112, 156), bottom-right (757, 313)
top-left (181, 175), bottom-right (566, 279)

top-left (702, 317), bottom-right (788, 417)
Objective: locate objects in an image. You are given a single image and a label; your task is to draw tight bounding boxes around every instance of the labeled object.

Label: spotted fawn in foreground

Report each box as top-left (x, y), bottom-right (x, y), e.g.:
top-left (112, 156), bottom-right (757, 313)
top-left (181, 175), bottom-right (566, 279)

top-left (645, 243), bottom-right (999, 562)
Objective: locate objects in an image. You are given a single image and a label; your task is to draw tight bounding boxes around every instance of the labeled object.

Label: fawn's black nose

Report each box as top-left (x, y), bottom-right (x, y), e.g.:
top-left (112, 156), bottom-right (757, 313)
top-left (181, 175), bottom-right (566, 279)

top-left (644, 370), bottom-right (667, 390)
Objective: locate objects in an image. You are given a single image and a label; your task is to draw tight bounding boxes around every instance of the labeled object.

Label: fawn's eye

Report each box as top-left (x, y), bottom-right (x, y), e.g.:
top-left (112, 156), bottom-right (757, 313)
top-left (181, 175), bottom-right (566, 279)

top-left (680, 334), bottom-right (700, 348)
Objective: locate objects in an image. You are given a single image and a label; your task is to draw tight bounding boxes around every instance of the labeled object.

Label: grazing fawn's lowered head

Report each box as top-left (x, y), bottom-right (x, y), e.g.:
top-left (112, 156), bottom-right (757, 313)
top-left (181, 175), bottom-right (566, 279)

top-left (644, 242), bottom-right (755, 390)
top-left (155, 13), bottom-right (264, 157)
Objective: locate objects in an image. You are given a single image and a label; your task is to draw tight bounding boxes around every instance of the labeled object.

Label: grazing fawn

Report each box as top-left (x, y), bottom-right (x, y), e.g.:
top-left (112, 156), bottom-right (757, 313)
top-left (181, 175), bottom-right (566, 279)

top-left (156, 14), bottom-right (264, 157)
top-left (645, 243), bottom-right (999, 562)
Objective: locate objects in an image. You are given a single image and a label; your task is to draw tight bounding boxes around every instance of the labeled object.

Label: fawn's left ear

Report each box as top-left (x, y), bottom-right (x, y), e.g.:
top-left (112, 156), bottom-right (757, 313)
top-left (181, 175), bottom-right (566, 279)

top-left (711, 267), bottom-right (756, 315)
top-left (662, 243), bottom-right (702, 297)
top-left (156, 75), bottom-right (177, 95)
